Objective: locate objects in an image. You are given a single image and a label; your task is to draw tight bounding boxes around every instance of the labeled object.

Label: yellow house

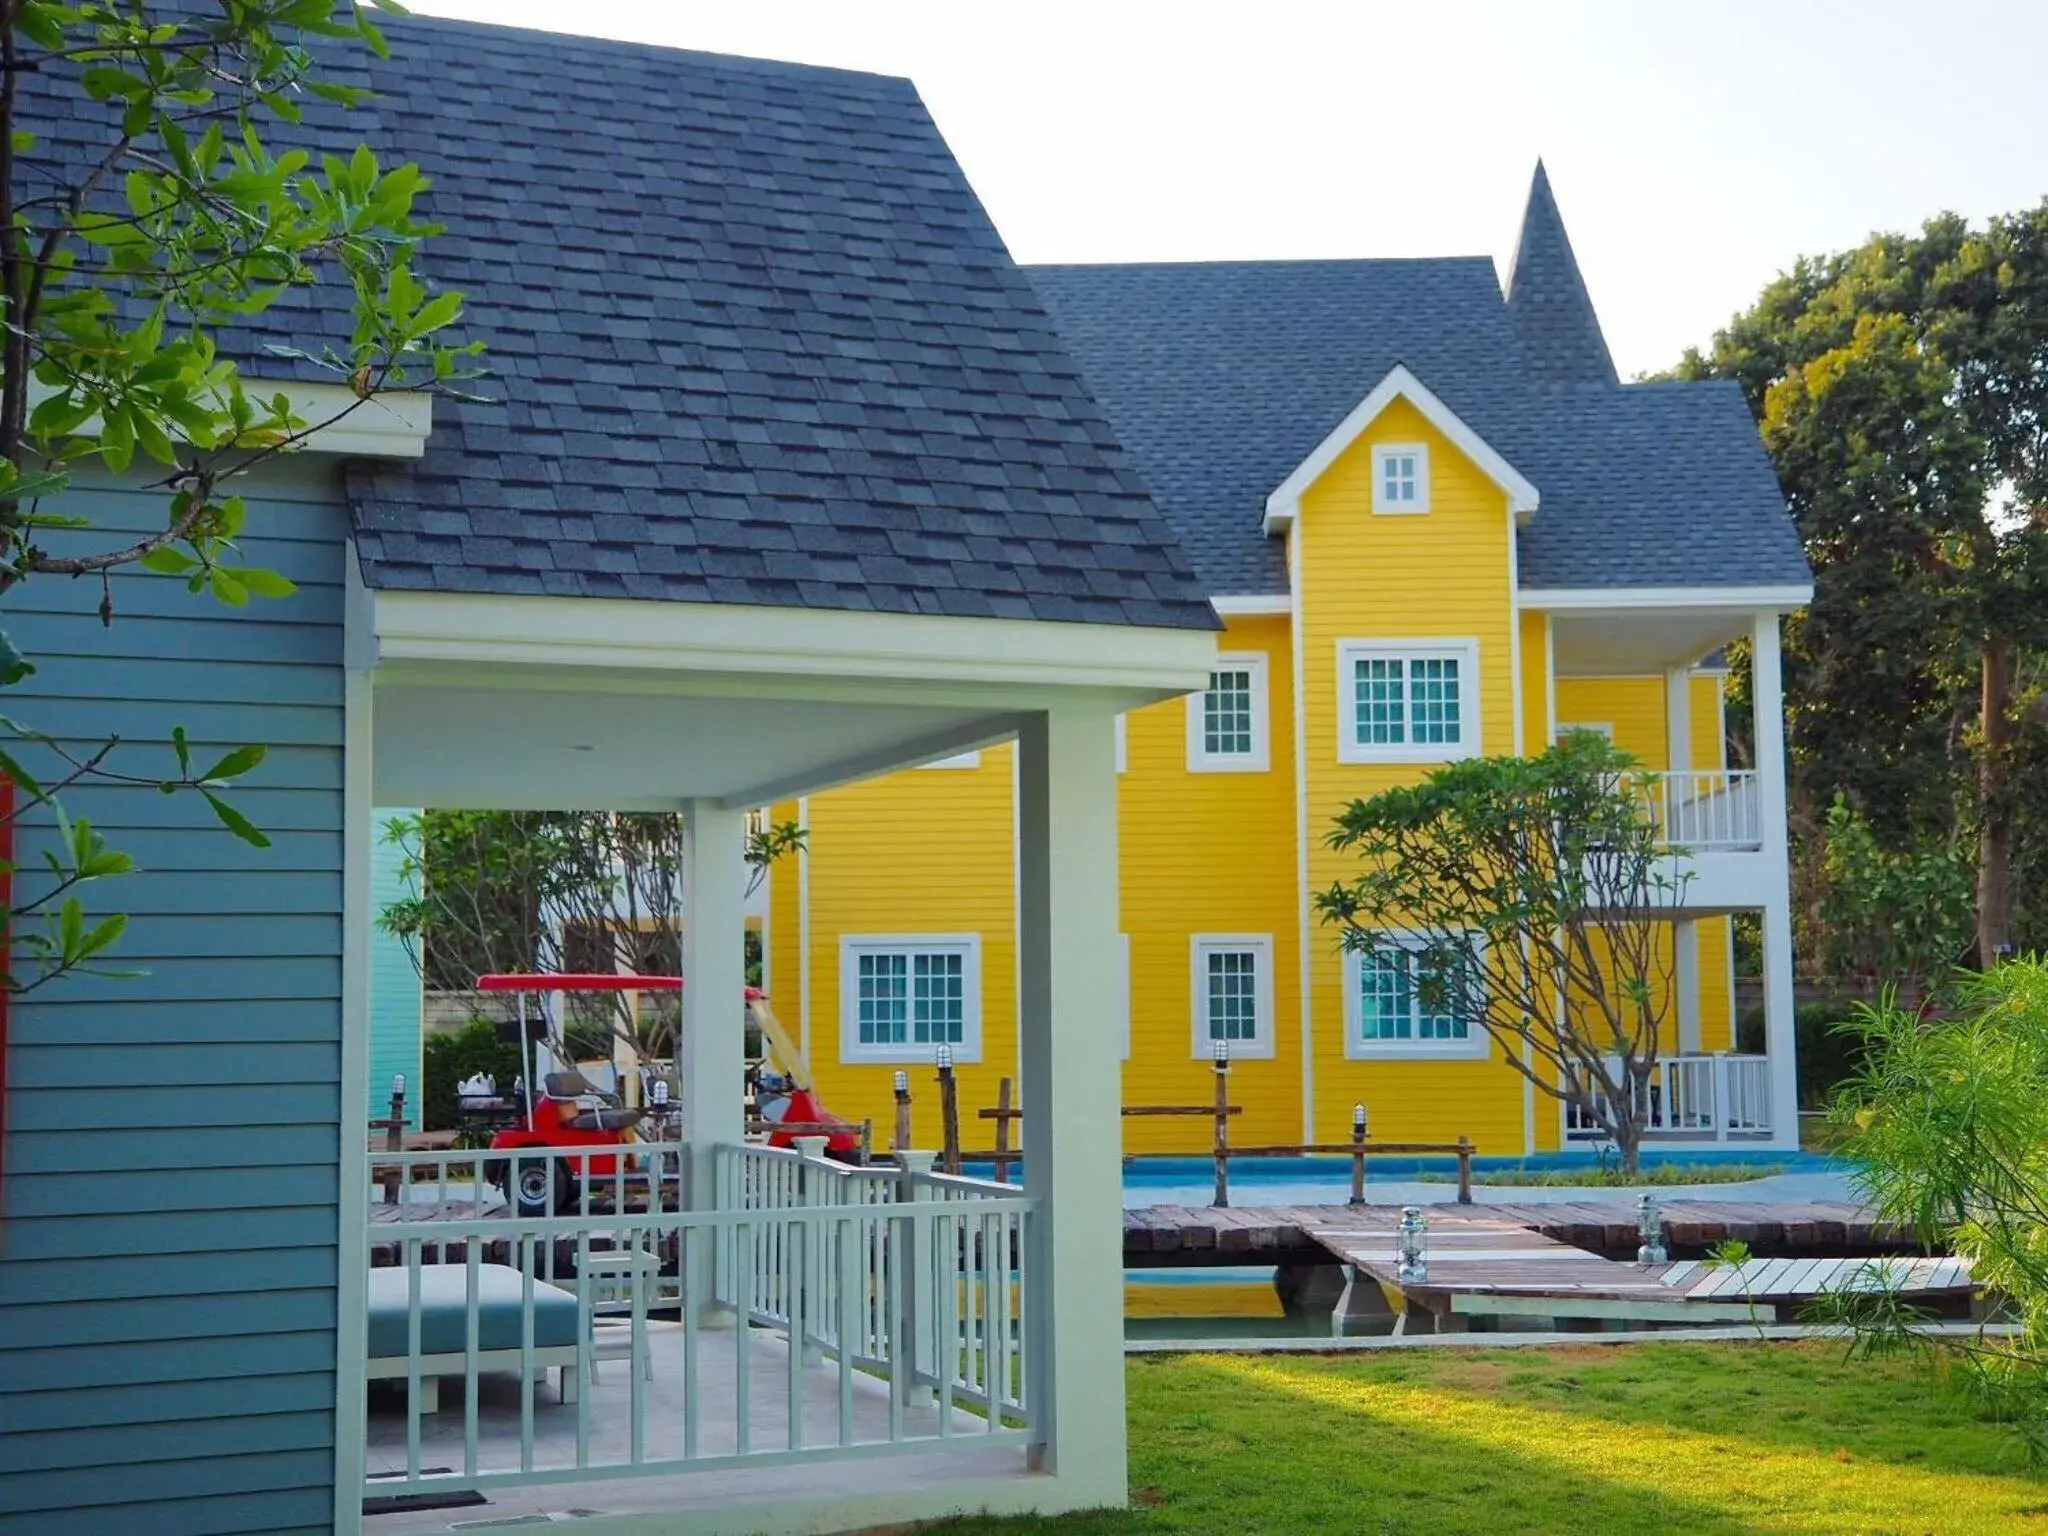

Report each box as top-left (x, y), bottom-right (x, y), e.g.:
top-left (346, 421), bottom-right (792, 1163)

top-left (763, 165), bottom-right (1811, 1158)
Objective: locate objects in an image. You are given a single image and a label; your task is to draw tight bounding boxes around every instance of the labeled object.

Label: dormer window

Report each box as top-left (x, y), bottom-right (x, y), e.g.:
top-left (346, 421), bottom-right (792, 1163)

top-left (1372, 443), bottom-right (1429, 514)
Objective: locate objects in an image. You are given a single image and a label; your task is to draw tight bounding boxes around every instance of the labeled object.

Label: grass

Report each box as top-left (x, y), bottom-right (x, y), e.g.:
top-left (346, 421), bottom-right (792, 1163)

top-left (908, 1343), bottom-right (2048, 1535)
top-left (1411, 1161), bottom-right (1786, 1187)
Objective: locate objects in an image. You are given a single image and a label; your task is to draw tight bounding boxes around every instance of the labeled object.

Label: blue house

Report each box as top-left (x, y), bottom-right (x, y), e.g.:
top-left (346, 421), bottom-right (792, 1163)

top-left (0, 14), bottom-right (1218, 1534)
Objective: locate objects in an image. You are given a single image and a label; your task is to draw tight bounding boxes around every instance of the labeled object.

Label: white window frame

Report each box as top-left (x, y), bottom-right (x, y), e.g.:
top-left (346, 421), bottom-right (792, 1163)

top-left (1371, 442), bottom-right (1430, 514)
top-left (1186, 652), bottom-right (1271, 773)
top-left (839, 934), bottom-right (983, 1064)
top-left (1337, 638), bottom-right (1481, 764)
top-left (1189, 933), bottom-right (1276, 1060)
top-left (1342, 930), bottom-right (1489, 1061)
top-left (917, 750), bottom-right (981, 770)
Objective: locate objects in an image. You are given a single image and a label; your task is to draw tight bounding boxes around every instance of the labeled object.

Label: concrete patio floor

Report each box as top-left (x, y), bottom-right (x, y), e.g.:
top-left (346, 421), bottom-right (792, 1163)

top-left (363, 1321), bottom-right (1030, 1533)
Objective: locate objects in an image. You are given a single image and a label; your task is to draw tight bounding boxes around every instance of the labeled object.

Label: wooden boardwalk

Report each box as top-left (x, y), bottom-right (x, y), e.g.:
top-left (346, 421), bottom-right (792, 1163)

top-left (1124, 1199), bottom-right (1912, 1267)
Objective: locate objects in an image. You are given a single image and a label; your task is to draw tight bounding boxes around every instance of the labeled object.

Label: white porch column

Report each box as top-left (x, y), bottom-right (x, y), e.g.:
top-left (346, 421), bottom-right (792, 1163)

top-left (680, 798), bottom-right (748, 1307)
top-left (1016, 702), bottom-right (1126, 1506)
top-left (1665, 664), bottom-right (1702, 1054)
top-left (1750, 615), bottom-right (1800, 1148)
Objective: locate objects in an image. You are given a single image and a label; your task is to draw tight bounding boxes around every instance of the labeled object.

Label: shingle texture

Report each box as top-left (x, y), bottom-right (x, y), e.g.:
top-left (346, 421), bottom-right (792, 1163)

top-left (1030, 173), bottom-right (1810, 596)
top-left (22, 14), bottom-right (1217, 629)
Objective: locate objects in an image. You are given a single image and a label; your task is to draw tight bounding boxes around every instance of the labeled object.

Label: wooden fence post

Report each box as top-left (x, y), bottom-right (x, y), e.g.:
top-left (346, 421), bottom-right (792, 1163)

top-left (1349, 1103), bottom-right (1368, 1206)
top-left (1456, 1135), bottom-right (1474, 1204)
top-left (1211, 1044), bottom-right (1231, 1208)
top-left (370, 1075), bottom-right (408, 1204)
top-left (892, 1070), bottom-right (912, 1153)
top-left (981, 1076), bottom-right (1018, 1185)
top-left (936, 1046), bottom-right (961, 1176)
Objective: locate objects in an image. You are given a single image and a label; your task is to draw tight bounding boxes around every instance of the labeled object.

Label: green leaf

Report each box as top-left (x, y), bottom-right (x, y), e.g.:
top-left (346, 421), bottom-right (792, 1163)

top-left (0, 631), bottom-right (35, 688)
top-left (197, 743), bottom-right (266, 784)
top-left (172, 725), bottom-right (191, 777)
top-left (0, 745), bottom-right (44, 799)
top-left (98, 406), bottom-right (135, 475)
top-left (227, 566), bottom-right (297, 600)
top-left (409, 290), bottom-right (463, 336)
top-left (138, 546), bottom-right (198, 575)
top-left (202, 791), bottom-right (271, 849)
top-left (208, 568), bottom-right (249, 607)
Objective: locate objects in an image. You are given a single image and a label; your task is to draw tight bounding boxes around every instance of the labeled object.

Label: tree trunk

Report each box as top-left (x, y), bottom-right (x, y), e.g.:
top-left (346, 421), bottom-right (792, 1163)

top-left (1978, 636), bottom-right (2016, 968)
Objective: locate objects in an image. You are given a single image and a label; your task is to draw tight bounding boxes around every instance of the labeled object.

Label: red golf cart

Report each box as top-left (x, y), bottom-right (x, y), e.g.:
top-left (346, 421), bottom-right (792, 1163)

top-left (478, 972), bottom-right (861, 1216)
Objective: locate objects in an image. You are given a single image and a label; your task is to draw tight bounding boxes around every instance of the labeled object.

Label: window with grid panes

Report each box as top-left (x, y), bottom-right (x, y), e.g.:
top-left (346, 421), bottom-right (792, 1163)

top-left (1349, 651), bottom-right (1464, 749)
top-left (1203, 667), bottom-right (1255, 757)
top-left (1356, 940), bottom-right (1472, 1044)
top-left (855, 948), bottom-right (965, 1047)
top-left (1205, 948), bottom-right (1260, 1043)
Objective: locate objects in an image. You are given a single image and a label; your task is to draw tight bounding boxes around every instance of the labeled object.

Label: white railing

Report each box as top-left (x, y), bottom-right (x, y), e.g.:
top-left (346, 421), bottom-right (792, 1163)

top-left (714, 1143), bottom-right (1029, 1427)
top-left (1639, 770), bottom-right (1763, 852)
top-left (362, 1141), bottom-right (1036, 1503)
top-left (1563, 1053), bottom-right (1774, 1140)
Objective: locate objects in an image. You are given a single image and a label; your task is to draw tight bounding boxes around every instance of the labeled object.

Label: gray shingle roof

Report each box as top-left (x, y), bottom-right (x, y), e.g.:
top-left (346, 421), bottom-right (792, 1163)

top-left (1030, 173), bottom-right (1810, 597)
top-left (1506, 162), bottom-right (1619, 387)
top-left (25, 15), bottom-right (1217, 630)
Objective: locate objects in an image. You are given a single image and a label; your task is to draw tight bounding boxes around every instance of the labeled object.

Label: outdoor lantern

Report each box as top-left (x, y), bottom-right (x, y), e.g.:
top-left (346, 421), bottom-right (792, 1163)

top-left (936, 1043), bottom-right (954, 1071)
top-left (392, 1073), bottom-right (406, 1097)
top-left (1353, 1102), bottom-right (1368, 1138)
top-left (1636, 1192), bottom-right (1668, 1264)
top-left (1212, 1037), bottom-right (1231, 1068)
top-left (1396, 1205), bottom-right (1429, 1284)
top-left (651, 1079), bottom-right (669, 1108)
top-left (893, 1069), bottom-right (909, 1095)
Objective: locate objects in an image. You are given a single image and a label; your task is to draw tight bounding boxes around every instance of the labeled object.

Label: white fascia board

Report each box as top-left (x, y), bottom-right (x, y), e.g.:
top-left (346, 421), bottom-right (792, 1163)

top-left (1518, 583), bottom-right (1814, 613)
top-left (1210, 593), bottom-right (1293, 617)
top-left (31, 377), bottom-right (432, 459)
top-left (369, 588), bottom-right (1219, 697)
top-left (1262, 364), bottom-right (1540, 535)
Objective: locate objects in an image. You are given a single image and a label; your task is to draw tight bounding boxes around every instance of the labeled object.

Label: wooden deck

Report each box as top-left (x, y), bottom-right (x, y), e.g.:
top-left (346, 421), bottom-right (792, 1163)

top-left (1124, 1200), bottom-right (1913, 1267)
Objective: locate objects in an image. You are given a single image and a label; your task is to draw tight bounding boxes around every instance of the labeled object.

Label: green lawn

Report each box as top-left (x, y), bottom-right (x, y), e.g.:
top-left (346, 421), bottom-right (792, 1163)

top-left (914, 1343), bottom-right (2048, 1535)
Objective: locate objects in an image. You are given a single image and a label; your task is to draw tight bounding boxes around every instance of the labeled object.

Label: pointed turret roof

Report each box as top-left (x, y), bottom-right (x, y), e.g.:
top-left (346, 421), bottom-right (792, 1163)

top-left (1505, 161), bottom-right (1618, 385)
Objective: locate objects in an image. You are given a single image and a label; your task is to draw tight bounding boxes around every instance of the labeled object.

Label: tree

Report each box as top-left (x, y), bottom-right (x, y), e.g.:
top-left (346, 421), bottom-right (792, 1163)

top-left (1679, 206), bottom-right (2048, 968)
top-left (1809, 795), bottom-right (1975, 1001)
top-left (1313, 733), bottom-right (1687, 1174)
top-left (378, 809), bottom-right (806, 1061)
top-left (1813, 961), bottom-right (2048, 1452)
top-left (0, 0), bottom-right (477, 994)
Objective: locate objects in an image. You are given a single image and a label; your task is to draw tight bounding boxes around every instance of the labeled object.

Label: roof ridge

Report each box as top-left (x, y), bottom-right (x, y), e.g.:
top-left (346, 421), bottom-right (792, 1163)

top-left (1028, 254), bottom-right (1496, 274)
top-left (377, 10), bottom-right (916, 90)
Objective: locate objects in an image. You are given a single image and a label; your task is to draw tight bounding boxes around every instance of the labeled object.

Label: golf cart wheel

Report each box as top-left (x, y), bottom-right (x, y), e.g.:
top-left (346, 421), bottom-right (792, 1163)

top-left (513, 1159), bottom-right (555, 1218)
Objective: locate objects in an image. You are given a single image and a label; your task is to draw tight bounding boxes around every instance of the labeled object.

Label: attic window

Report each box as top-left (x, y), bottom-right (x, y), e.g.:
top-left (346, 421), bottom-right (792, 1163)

top-left (1372, 443), bottom-right (1429, 514)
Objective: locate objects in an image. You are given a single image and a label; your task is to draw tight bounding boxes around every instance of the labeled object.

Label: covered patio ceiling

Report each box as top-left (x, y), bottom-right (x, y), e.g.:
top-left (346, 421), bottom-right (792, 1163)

top-left (358, 585), bottom-right (1218, 812)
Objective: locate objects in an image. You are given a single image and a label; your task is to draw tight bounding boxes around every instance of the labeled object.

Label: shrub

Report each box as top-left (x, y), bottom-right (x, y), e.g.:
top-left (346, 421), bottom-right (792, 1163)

top-left (421, 1019), bottom-right (525, 1132)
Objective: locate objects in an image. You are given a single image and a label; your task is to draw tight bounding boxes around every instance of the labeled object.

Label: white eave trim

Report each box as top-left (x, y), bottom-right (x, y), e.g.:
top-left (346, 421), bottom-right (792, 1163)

top-left (1262, 363), bottom-right (1540, 535)
top-left (286, 382), bottom-right (433, 458)
top-left (1210, 593), bottom-right (1293, 617)
top-left (33, 377), bottom-right (432, 459)
top-left (1518, 583), bottom-right (1814, 613)
top-left (367, 586), bottom-right (1219, 695)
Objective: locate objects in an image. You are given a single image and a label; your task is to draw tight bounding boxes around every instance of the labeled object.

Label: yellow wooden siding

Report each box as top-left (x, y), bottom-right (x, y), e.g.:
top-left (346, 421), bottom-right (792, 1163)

top-left (1297, 397), bottom-right (1525, 1154)
top-left (1692, 672), bottom-right (1736, 1052)
top-left (1121, 615), bottom-right (1299, 1152)
top-left (1519, 608), bottom-right (1549, 755)
top-left (768, 749), bottom-right (1018, 1150)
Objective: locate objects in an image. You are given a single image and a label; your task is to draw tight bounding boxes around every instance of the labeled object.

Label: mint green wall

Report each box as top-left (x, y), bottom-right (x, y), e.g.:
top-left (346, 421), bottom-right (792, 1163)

top-left (368, 810), bottom-right (421, 1127)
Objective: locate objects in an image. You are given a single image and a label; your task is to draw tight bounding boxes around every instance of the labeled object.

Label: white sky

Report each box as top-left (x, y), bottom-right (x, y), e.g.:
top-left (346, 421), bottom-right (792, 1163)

top-left (407, 0), bottom-right (2048, 377)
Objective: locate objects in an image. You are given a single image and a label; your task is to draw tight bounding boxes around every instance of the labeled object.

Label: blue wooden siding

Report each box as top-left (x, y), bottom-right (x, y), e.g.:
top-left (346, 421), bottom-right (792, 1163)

top-left (0, 463), bottom-right (345, 1535)
top-left (369, 810), bottom-right (422, 1128)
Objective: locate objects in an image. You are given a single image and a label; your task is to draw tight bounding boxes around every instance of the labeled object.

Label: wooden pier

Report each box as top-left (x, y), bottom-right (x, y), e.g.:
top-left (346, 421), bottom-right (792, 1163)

top-left (1123, 1199), bottom-right (1915, 1268)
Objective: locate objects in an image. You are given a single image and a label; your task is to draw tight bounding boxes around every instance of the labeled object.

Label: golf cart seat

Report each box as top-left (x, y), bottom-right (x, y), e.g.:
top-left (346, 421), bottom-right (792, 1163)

top-left (565, 1105), bottom-right (645, 1132)
top-left (544, 1070), bottom-right (607, 1099)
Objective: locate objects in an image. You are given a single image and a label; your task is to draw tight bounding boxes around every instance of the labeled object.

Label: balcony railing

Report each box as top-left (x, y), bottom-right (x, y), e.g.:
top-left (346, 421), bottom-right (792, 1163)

top-left (362, 1140), bottom-right (1035, 1504)
top-left (1638, 770), bottom-right (1763, 852)
top-left (1564, 1052), bottom-right (1773, 1140)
